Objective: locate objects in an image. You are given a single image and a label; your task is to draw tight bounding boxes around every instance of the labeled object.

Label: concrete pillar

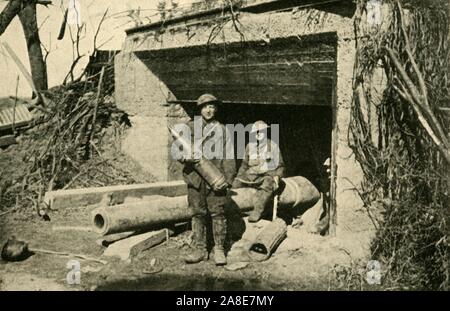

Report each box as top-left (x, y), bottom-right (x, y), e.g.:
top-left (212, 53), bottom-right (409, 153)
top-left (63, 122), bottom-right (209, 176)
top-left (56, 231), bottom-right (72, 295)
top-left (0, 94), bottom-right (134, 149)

top-left (115, 50), bottom-right (171, 181)
top-left (334, 35), bottom-right (375, 258)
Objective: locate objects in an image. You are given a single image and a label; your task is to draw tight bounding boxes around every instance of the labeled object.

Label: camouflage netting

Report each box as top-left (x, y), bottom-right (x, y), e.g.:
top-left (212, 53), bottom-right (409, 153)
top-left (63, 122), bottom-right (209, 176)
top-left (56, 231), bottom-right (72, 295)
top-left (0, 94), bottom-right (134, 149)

top-left (350, 0), bottom-right (449, 289)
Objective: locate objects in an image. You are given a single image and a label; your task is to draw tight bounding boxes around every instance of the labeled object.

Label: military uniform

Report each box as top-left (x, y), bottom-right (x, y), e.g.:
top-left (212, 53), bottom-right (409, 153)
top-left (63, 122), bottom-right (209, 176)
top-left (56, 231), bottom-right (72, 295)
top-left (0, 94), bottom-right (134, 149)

top-left (181, 94), bottom-right (236, 265)
top-left (233, 135), bottom-right (285, 222)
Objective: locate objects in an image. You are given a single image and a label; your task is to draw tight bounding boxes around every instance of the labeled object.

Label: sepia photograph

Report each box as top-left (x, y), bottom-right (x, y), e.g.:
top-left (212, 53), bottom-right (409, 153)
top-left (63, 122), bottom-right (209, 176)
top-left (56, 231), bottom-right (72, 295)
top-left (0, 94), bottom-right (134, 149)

top-left (0, 0), bottom-right (448, 293)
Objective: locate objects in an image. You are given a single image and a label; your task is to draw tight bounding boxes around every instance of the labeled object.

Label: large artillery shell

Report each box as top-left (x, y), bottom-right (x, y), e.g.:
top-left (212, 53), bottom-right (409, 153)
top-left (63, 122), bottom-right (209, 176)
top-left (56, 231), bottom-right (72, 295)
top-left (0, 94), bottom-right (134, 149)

top-left (248, 218), bottom-right (287, 262)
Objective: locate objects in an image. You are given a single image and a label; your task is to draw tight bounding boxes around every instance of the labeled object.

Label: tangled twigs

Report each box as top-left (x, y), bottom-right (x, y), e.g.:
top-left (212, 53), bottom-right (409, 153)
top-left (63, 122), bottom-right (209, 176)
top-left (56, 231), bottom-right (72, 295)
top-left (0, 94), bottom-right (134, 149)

top-left (88, 66), bottom-right (106, 158)
top-left (227, 0), bottom-right (245, 41)
top-left (386, 1), bottom-right (450, 162)
top-left (385, 48), bottom-right (450, 164)
top-left (0, 59), bottom-right (137, 213)
top-left (350, 0), bottom-right (449, 290)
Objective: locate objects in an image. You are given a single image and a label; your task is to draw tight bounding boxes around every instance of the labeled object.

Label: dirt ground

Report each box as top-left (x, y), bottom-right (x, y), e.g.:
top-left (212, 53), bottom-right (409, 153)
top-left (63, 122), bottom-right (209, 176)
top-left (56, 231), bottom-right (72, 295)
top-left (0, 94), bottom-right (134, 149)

top-left (0, 199), bottom-right (365, 291)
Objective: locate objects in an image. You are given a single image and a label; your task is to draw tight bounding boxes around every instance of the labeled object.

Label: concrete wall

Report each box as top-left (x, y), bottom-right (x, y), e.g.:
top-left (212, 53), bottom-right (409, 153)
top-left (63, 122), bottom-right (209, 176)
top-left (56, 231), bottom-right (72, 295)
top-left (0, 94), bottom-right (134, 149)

top-left (115, 6), bottom-right (375, 257)
top-left (334, 36), bottom-right (373, 257)
top-left (115, 49), bottom-right (191, 181)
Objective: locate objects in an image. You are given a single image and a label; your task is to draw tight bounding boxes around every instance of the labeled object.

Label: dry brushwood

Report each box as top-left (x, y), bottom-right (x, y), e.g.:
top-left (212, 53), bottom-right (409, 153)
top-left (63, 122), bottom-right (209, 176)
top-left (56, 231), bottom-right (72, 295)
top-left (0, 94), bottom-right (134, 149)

top-left (349, 0), bottom-right (449, 290)
top-left (0, 56), bottom-right (137, 214)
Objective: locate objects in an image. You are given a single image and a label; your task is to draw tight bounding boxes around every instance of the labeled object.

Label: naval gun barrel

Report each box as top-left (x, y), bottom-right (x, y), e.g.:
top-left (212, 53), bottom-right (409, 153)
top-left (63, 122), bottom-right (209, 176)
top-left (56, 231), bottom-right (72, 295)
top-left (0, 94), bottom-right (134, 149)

top-left (92, 176), bottom-right (320, 235)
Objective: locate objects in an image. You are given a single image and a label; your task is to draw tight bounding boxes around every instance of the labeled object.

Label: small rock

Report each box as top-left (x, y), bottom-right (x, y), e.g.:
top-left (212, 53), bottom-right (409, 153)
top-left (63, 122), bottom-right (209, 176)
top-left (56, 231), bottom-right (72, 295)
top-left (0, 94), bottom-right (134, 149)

top-left (143, 267), bottom-right (163, 274)
top-left (150, 258), bottom-right (157, 266)
top-left (225, 262), bottom-right (249, 271)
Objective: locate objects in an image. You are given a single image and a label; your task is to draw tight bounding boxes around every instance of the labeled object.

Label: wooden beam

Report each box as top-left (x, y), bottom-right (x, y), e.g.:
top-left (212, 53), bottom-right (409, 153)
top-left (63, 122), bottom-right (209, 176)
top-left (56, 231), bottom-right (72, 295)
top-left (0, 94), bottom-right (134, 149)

top-left (103, 229), bottom-right (174, 261)
top-left (167, 99), bottom-right (330, 106)
top-left (0, 0), bottom-right (25, 36)
top-left (130, 228), bottom-right (175, 258)
top-left (2, 42), bottom-right (39, 97)
top-left (328, 60), bottom-right (337, 236)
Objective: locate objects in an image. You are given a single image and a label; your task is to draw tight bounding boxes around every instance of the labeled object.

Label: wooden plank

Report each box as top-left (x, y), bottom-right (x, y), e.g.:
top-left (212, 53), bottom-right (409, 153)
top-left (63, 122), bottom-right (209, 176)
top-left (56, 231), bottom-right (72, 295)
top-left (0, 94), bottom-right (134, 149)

top-left (141, 50), bottom-right (335, 73)
top-left (137, 34), bottom-right (336, 107)
top-left (136, 33), bottom-right (336, 60)
top-left (329, 64), bottom-right (338, 236)
top-left (170, 86), bottom-right (332, 106)
top-left (130, 228), bottom-right (175, 258)
top-left (142, 51), bottom-right (335, 70)
top-left (44, 180), bottom-right (188, 210)
top-left (0, 101), bottom-right (34, 131)
top-left (152, 66), bottom-right (334, 86)
top-left (1, 42), bottom-right (38, 96)
top-left (103, 229), bottom-right (174, 261)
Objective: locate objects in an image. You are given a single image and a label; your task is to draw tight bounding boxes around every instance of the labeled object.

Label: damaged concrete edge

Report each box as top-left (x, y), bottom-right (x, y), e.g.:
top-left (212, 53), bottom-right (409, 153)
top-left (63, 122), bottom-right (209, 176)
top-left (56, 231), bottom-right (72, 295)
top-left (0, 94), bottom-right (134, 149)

top-left (124, 0), bottom-right (354, 36)
top-left (44, 180), bottom-right (187, 210)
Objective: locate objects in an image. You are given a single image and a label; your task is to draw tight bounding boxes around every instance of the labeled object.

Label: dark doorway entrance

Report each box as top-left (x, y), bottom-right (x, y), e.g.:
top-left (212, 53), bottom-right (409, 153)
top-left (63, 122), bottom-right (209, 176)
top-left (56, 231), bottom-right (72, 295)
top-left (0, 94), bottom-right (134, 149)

top-left (216, 103), bottom-right (332, 192)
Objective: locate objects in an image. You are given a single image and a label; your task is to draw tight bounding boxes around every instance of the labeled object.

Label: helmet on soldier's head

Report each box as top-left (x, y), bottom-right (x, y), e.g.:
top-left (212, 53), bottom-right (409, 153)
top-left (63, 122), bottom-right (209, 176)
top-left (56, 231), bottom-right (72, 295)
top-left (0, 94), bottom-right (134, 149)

top-left (197, 94), bottom-right (219, 107)
top-left (251, 120), bottom-right (270, 133)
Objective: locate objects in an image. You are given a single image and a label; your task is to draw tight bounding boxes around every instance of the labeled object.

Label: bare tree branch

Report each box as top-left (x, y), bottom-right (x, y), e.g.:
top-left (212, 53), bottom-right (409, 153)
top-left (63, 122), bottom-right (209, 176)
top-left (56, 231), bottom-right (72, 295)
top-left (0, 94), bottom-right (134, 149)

top-left (57, 8), bottom-right (68, 40)
top-left (0, 0), bottom-right (27, 36)
top-left (40, 32), bottom-right (51, 64)
top-left (394, 0), bottom-right (449, 150)
top-left (63, 22), bottom-right (85, 85)
top-left (2, 42), bottom-right (38, 96)
top-left (386, 47), bottom-right (450, 164)
top-left (93, 8), bottom-right (109, 51)
top-left (18, 1), bottom-right (48, 93)
top-left (0, 0), bottom-right (52, 36)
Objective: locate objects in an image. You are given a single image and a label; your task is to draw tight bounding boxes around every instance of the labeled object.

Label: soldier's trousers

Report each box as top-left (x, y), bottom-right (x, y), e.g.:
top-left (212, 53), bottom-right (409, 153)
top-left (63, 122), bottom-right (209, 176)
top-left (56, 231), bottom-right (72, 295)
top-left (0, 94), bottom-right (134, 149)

top-left (233, 174), bottom-right (276, 215)
top-left (187, 180), bottom-right (227, 251)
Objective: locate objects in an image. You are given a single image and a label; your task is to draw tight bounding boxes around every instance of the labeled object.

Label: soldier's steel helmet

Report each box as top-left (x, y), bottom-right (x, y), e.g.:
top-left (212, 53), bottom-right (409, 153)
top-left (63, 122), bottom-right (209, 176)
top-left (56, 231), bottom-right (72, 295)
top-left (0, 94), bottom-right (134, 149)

top-left (197, 94), bottom-right (219, 107)
top-left (251, 120), bottom-right (270, 133)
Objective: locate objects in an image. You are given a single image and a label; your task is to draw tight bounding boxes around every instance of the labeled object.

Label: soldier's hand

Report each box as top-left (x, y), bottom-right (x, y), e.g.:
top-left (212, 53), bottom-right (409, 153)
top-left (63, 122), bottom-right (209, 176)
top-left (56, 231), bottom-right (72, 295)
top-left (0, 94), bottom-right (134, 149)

top-left (231, 180), bottom-right (240, 189)
top-left (185, 157), bottom-right (200, 164)
top-left (180, 153), bottom-right (200, 164)
top-left (214, 182), bottom-right (229, 192)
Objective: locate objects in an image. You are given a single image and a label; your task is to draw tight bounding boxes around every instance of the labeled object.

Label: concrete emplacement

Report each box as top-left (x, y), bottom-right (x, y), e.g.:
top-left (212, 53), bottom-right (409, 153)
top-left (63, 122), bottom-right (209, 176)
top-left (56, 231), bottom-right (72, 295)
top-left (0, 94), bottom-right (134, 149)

top-left (114, 1), bottom-right (375, 257)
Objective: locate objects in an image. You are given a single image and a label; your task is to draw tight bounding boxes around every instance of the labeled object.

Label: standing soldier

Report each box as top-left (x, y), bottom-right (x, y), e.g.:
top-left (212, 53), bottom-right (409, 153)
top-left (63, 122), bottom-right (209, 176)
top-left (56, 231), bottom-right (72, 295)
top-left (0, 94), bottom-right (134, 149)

top-left (232, 120), bottom-right (285, 222)
top-left (180, 94), bottom-right (236, 265)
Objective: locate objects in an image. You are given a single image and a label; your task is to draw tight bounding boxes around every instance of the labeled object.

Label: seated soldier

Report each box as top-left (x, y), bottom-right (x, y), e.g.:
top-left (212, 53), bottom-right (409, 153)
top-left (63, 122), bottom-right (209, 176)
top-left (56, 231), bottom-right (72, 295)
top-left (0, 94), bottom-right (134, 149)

top-left (232, 121), bottom-right (285, 222)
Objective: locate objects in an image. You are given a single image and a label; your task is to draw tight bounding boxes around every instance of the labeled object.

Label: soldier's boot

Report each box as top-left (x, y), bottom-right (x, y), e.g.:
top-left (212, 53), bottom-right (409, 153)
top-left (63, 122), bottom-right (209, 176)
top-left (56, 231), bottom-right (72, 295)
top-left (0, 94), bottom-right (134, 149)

top-left (310, 213), bottom-right (330, 235)
top-left (184, 216), bottom-right (208, 264)
top-left (212, 216), bottom-right (227, 266)
top-left (248, 190), bottom-right (272, 223)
